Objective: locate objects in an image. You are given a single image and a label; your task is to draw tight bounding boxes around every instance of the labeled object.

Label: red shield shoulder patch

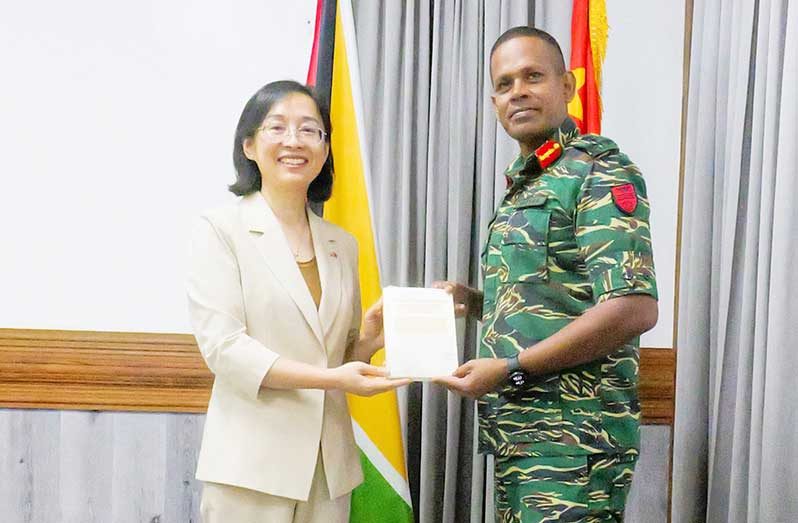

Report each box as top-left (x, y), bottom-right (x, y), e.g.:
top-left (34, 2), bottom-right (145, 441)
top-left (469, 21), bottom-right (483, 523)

top-left (611, 184), bottom-right (638, 214)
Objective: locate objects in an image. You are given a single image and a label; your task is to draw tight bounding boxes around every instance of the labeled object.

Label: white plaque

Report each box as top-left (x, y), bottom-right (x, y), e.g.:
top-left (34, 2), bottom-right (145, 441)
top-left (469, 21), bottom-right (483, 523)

top-left (382, 286), bottom-right (460, 380)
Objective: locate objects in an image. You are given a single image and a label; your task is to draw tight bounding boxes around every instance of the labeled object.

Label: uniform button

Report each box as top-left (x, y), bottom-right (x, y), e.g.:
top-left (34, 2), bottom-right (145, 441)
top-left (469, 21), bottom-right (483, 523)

top-left (623, 268), bottom-right (634, 280)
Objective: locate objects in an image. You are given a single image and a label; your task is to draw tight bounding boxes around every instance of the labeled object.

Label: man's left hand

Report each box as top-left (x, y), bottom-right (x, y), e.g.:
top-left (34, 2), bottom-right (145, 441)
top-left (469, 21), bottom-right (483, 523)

top-left (360, 297), bottom-right (384, 351)
top-left (435, 358), bottom-right (508, 399)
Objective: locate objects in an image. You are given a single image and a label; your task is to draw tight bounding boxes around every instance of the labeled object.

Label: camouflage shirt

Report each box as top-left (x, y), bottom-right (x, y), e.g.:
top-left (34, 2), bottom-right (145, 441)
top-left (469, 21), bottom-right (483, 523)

top-left (478, 118), bottom-right (658, 458)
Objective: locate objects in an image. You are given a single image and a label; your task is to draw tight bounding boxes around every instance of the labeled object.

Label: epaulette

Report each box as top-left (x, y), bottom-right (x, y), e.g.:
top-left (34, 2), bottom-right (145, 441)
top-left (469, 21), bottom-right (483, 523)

top-left (569, 134), bottom-right (619, 158)
top-left (534, 140), bottom-right (562, 170)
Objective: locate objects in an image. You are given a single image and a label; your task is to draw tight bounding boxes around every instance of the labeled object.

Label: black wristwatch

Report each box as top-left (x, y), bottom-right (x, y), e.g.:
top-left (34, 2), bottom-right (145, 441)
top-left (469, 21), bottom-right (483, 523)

top-left (505, 354), bottom-right (528, 388)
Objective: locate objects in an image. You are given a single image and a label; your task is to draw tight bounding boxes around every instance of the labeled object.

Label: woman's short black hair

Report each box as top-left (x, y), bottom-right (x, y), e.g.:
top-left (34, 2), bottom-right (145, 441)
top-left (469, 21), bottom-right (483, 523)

top-left (229, 80), bottom-right (333, 202)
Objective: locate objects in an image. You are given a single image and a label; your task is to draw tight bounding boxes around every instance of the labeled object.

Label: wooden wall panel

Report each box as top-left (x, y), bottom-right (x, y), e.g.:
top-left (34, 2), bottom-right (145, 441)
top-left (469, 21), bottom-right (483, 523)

top-left (163, 414), bottom-right (204, 522)
top-left (0, 328), bottom-right (675, 424)
top-left (626, 425), bottom-right (672, 522)
top-left (638, 347), bottom-right (676, 425)
top-left (0, 410), bottom-right (204, 523)
top-left (0, 409), bottom-right (670, 522)
top-left (60, 410), bottom-right (113, 522)
top-left (0, 329), bottom-right (210, 413)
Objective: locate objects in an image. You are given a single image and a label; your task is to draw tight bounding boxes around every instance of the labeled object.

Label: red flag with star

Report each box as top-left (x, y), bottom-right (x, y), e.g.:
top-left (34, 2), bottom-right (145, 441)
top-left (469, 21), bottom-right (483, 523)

top-left (568, 0), bottom-right (608, 134)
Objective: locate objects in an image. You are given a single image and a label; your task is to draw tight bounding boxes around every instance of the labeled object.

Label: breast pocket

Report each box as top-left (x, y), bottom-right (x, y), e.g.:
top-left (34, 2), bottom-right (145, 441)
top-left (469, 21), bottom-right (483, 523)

top-left (500, 200), bottom-right (551, 284)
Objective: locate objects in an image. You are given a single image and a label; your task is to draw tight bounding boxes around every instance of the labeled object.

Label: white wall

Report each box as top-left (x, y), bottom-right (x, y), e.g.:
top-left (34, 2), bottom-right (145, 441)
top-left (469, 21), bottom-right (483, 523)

top-left (551, 0), bottom-right (685, 349)
top-left (602, 0), bottom-right (685, 348)
top-left (0, 0), bottom-right (316, 333)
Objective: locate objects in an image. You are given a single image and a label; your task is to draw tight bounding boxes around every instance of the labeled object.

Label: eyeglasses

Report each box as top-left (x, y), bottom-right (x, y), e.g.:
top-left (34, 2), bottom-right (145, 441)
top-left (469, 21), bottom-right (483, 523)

top-left (258, 123), bottom-right (327, 146)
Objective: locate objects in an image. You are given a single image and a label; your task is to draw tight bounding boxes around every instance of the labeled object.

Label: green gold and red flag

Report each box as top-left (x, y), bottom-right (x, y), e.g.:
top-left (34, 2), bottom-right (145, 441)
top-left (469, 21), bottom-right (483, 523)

top-left (567, 0), bottom-right (608, 134)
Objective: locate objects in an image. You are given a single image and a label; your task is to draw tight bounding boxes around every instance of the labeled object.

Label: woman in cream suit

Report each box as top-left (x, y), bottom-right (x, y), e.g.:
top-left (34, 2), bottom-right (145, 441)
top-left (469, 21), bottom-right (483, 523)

top-left (187, 80), bottom-right (408, 523)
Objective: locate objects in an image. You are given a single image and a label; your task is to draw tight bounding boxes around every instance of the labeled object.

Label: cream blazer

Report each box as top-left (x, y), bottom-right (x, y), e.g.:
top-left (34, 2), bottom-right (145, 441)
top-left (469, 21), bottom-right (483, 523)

top-left (186, 192), bottom-right (364, 501)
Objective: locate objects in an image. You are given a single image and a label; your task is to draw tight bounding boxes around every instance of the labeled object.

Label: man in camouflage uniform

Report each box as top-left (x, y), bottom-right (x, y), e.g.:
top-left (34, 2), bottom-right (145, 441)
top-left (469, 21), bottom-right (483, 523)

top-left (436, 27), bottom-right (658, 522)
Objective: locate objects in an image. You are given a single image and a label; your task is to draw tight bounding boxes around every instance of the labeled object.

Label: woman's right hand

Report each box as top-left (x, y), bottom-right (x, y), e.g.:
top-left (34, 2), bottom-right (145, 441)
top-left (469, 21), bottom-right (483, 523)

top-left (330, 361), bottom-right (411, 396)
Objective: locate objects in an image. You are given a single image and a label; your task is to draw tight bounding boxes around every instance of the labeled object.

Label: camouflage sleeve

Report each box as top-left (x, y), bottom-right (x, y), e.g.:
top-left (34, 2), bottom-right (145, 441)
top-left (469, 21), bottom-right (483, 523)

top-left (574, 151), bottom-right (658, 304)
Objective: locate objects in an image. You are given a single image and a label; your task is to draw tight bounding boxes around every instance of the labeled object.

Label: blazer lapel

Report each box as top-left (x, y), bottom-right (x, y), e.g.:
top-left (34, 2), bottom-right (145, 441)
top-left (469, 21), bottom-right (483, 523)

top-left (240, 193), bottom-right (325, 349)
top-left (309, 211), bottom-right (342, 344)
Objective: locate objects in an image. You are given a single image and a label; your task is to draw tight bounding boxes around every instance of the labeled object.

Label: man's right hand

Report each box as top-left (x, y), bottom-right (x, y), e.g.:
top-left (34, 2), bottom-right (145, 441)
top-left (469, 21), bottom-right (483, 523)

top-left (432, 281), bottom-right (483, 319)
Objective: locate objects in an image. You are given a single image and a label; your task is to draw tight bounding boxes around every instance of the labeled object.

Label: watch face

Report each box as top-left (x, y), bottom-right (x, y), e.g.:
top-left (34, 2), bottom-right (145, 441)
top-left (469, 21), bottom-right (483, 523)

top-left (509, 371), bottom-right (527, 388)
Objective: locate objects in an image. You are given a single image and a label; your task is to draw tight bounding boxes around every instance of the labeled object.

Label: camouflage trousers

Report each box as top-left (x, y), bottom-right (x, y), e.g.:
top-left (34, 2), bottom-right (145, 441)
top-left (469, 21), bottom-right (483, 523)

top-left (494, 453), bottom-right (637, 523)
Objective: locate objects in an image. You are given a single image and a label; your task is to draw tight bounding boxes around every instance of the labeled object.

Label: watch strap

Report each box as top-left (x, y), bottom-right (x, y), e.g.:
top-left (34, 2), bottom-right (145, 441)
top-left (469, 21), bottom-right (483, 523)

top-left (505, 354), bottom-right (522, 374)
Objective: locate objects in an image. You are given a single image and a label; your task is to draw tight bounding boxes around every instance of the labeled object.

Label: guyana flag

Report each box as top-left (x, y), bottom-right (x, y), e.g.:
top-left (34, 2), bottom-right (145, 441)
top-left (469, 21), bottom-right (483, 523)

top-left (306, 0), bottom-right (414, 521)
top-left (567, 0), bottom-right (609, 134)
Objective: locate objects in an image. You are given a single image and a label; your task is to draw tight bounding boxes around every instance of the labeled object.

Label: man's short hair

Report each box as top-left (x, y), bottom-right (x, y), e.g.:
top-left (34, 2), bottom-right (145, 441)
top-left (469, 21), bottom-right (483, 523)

top-left (490, 26), bottom-right (566, 75)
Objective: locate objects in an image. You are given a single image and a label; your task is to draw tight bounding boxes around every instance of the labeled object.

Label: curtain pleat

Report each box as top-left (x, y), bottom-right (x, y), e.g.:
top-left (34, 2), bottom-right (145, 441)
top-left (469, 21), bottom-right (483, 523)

top-left (351, 2), bottom-right (549, 521)
top-left (672, 1), bottom-right (798, 521)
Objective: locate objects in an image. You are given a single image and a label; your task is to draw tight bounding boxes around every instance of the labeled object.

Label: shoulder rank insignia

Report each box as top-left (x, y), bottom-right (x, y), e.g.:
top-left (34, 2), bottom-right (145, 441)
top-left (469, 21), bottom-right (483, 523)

top-left (611, 183), bottom-right (638, 214)
top-left (535, 140), bottom-right (562, 170)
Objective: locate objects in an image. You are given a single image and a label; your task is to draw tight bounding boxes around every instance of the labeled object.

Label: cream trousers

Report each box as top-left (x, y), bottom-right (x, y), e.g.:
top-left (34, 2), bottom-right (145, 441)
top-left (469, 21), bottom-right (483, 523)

top-left (200, 452), bottom-right (350, 523)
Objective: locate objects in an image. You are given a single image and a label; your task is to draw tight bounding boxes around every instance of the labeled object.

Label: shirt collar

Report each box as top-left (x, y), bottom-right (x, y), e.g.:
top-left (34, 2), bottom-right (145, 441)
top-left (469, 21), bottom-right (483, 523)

top-left (504, 117), bottom-right (580, 185)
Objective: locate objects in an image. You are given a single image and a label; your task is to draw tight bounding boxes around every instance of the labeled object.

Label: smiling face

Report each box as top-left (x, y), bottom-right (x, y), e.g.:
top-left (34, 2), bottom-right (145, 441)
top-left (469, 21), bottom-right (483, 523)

top-left (243, 92), bottom-right (329, 196)
top-left (490, 36), bottom-right (575, 155)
